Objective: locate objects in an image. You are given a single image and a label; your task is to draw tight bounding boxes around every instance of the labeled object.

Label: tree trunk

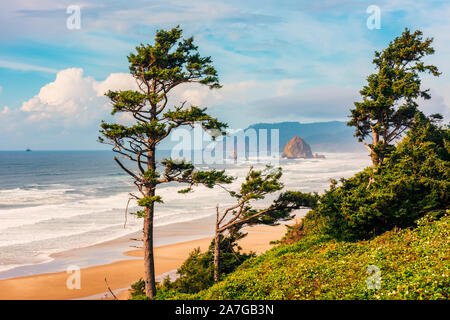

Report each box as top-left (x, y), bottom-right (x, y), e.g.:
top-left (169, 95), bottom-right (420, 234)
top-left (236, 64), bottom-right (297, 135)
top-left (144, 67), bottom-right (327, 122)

top-left (143, 149), bottom-right (157, 298)
top-left (371, 128), bottom-right (380, 167)
top-left (143, 204), bottom-right (156, 298)
top-left (214, 227), bottom-right (220, 282)
top-left (370, 151), bottom-right (379, 167)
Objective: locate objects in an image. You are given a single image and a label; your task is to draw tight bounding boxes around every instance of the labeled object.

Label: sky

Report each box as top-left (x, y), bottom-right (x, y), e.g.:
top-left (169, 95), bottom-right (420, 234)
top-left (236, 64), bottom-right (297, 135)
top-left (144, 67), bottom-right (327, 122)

top-left (0, 0), bottom-right (449, 150)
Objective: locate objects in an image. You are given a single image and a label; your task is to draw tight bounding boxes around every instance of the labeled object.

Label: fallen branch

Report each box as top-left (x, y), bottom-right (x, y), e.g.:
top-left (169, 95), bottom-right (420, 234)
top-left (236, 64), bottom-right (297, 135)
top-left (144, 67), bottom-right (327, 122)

top-left (104, 277), bottom-right (118, 300)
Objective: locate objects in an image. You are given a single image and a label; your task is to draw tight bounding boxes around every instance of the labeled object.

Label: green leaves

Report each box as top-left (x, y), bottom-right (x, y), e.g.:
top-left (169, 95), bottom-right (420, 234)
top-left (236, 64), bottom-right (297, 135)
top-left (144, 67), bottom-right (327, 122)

top-left (161, 158), bottom-right (195, 180)
top-left (195, 214), bottom-right (449, 300)
top-left (143, 169), bottom-right (160, 183)
top-left (306, 115), bottom-right (449, 241)
top-left (99, 26), bottom-right (228, 202)
top-left (138, 196), bottom-right (163, 207)
top-left (164, 106), bottom-right (228, 139)
top-left (239, 166), bottom-right (284, 200)
top-left (348, 28), bottom-right (441, 167)
top-left (127, 26), bottom-right (220, 89)
top-left (273, 191), bottom-right (320, 210)
top-left (216, 166), bottom-right (310, 236)
top-left (99, 120), bottom-right (167, 141)
top-left (192, 170), bottom-right (234, 188)
top-left (161, 158), bottom-right (234, 192)
top-left (106, 90), bottom-right (148, 115)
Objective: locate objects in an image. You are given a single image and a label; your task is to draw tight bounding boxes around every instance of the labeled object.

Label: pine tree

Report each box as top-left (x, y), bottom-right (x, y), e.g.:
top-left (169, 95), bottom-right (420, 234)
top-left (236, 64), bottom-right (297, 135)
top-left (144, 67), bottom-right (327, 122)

top-left (214, 166), bottom-right (315, 281)
top-left (99, 26), bottom-right (233, 298)
top-left (348, 28), bottom-right (441, 167)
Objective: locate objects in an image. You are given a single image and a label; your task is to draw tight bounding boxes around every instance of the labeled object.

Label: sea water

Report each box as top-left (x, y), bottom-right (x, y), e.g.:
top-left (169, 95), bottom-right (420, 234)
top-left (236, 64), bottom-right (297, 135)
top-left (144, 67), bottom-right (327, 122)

top-left (0, 150), bottom-right (371, 273)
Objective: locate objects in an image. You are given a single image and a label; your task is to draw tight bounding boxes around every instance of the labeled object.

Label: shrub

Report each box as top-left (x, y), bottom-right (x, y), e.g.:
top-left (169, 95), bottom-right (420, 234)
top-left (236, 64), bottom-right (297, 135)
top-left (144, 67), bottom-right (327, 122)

top-left (295, 114), bottom-right (449, 241)
top-left (130, 237), bottom-right (255, 299)
top-left (194, 213), bottom-right (449, 300)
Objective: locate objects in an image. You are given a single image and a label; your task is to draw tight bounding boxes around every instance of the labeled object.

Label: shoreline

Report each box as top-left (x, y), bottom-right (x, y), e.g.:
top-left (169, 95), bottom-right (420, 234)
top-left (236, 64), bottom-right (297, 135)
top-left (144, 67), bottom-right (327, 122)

top-left (0, 217), bottom-right (302, 300)
top-left (0, 214), bottom-right (220, 281)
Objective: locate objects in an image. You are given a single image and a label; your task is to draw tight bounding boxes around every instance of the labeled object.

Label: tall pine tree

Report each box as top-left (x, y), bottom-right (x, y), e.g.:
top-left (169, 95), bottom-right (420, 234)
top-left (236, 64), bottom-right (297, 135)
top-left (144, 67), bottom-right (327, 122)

top-left (99, 27), bottom-right (233, 298)
top-left (348, 28), bottom-right (440, 167)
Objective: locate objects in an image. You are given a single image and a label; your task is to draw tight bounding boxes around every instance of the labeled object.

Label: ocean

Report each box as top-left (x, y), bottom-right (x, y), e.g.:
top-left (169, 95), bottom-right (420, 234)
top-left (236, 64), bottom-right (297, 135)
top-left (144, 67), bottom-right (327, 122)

top-left (0, 150), bottom-right (371, 275)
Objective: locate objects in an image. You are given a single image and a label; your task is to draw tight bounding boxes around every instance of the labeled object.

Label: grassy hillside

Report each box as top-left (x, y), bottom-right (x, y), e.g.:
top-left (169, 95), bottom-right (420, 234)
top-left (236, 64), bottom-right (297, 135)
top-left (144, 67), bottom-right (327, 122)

top-left (173, 214), bottom-right (448, 300)
top-left (131, 115), bottom-right (448, 301)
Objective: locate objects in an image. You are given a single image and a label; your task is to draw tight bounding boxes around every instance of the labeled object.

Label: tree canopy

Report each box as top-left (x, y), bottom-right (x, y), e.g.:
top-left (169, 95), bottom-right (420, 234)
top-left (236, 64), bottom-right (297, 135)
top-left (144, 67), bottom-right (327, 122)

top-left (348, 28), bottom-right (441, 167)
top-left (99, 26), bottom-right (232, 298)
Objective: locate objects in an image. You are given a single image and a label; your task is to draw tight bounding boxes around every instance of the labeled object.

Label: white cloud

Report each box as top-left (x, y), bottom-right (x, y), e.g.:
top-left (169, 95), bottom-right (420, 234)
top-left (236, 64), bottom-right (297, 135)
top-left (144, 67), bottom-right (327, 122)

top-left (15, 68), bottom-right (137, 129)
top-left (171, 78), bottom-right (302, 109)
top-left (0, 59), bottom-right (58, 73)
top-left (93, 72), bottom-right (138, 96)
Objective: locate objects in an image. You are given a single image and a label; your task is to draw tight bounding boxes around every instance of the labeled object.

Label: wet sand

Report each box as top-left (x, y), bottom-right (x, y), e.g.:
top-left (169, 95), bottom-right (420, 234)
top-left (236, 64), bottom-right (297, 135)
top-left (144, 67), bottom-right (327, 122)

top-left (0, 223), bottom-right (293, 300)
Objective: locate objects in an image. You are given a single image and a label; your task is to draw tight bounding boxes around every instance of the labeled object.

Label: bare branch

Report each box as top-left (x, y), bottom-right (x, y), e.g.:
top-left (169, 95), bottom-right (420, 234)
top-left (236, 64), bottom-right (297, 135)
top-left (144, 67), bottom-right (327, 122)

top-left (114, 157), bottom-right (140, 181)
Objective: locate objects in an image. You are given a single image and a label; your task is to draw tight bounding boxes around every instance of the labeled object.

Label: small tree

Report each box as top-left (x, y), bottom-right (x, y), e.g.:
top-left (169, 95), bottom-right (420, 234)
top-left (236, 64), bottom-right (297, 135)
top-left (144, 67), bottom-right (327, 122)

top-left (99, 26), bottom-right (233, 298)
top-left (348, 28), bottom-right (440, 167)
top-left (213, 166), bottom-right (312, 281)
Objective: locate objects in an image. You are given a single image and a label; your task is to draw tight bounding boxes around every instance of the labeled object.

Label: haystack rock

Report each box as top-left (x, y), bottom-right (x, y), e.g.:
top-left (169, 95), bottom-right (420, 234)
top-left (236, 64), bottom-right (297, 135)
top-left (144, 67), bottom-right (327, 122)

top-left (281, 136), bottom-right (313, 159)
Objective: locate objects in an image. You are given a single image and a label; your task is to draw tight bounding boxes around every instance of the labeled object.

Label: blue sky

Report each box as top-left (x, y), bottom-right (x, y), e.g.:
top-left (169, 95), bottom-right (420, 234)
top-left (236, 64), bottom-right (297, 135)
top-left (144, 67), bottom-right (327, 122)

top-left (0, 0), bottom-right (449, 150)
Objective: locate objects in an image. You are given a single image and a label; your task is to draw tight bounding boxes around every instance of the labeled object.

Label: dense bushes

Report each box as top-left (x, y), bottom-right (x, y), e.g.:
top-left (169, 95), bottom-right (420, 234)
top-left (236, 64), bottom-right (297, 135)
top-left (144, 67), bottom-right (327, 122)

top-left (130, 114), bottom-right (449, 300)
top-left (295, 114), bottom-right (449, 241)
top-left (130, 236), bottom-right (255, 299)
top-left (194, 213), bottom-right (449, 300)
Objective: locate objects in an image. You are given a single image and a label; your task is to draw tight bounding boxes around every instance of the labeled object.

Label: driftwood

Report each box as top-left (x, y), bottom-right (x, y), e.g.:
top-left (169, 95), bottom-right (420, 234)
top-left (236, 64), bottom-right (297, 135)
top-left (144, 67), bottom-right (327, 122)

top-left (104, 277), bottom-right (118, 300)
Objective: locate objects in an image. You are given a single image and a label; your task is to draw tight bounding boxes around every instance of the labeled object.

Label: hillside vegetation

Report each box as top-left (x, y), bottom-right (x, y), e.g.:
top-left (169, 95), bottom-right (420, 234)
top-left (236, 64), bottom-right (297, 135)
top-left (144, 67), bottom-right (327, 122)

top-left (127, 114), bottom-right (449, 301)
top-left (129, 28), bottom-right (449, 301)
top-left (191, 213), bottom-right (449, 300)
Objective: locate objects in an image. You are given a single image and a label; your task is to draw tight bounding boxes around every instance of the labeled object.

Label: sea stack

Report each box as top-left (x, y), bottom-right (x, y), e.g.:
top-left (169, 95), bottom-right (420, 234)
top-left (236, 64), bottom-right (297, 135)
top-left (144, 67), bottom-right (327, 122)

top-left (281, 136), bottom-right (313, 159)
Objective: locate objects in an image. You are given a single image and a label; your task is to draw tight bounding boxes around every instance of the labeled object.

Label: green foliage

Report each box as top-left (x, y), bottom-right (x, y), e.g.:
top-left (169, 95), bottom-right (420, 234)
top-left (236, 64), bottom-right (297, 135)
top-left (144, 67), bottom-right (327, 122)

top-left (131, 210), bottom-right (147, 218)
top-left (348, 28), bottom-right (441, 165)
top-left (98, 26), bottom-right (230, 193)
top-left (161, 158), bottom-right (234, 191)
top-left (164, 106), bottom-right (228, 139)
top-left (129, 279), bottom-right (148, 300)
top-left (98, 26), bottom-right (231, 299)
top-left (188, 214), bottom-right (449, 300)
top-left (106, 90), bottom-right (148, 115)
top-left (169, 247), bottom-right (215, 294)
top-left (137, 196), bottom-right (163, 207)
top-left (130, 237), bottom-right (255, 299)
top-left (239, 166), bottom-right (283, 200)
top-left (128, 26), bottom-right (221, 90)
top-left (192, 169), bottom-right (234, 188)
top-left (222, 166), bottom-right (292, 228)
top-left (297, 114), bottom-right (449, 241)
top-left (163, 237), bottom-right (254, 295)
top-left (99, 121), bottom-right (167, 141)
top-left (143, 169), bottom-right (160, 183)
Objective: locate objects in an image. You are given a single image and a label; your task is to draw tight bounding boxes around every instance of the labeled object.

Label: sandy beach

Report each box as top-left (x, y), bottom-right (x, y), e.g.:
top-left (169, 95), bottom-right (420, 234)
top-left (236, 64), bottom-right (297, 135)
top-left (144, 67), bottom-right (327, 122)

top-left (0, 223), bottom-right (292, 300)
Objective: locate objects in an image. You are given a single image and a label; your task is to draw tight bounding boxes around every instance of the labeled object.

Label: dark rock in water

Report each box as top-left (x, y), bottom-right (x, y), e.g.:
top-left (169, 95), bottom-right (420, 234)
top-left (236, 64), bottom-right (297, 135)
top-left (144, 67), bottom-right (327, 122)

top-left (281, 136), bottom-right (313, 159)
top-left (25, 149), bottom-right (31, 152)
top-left (313, 153), bottom-right (325, 159)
